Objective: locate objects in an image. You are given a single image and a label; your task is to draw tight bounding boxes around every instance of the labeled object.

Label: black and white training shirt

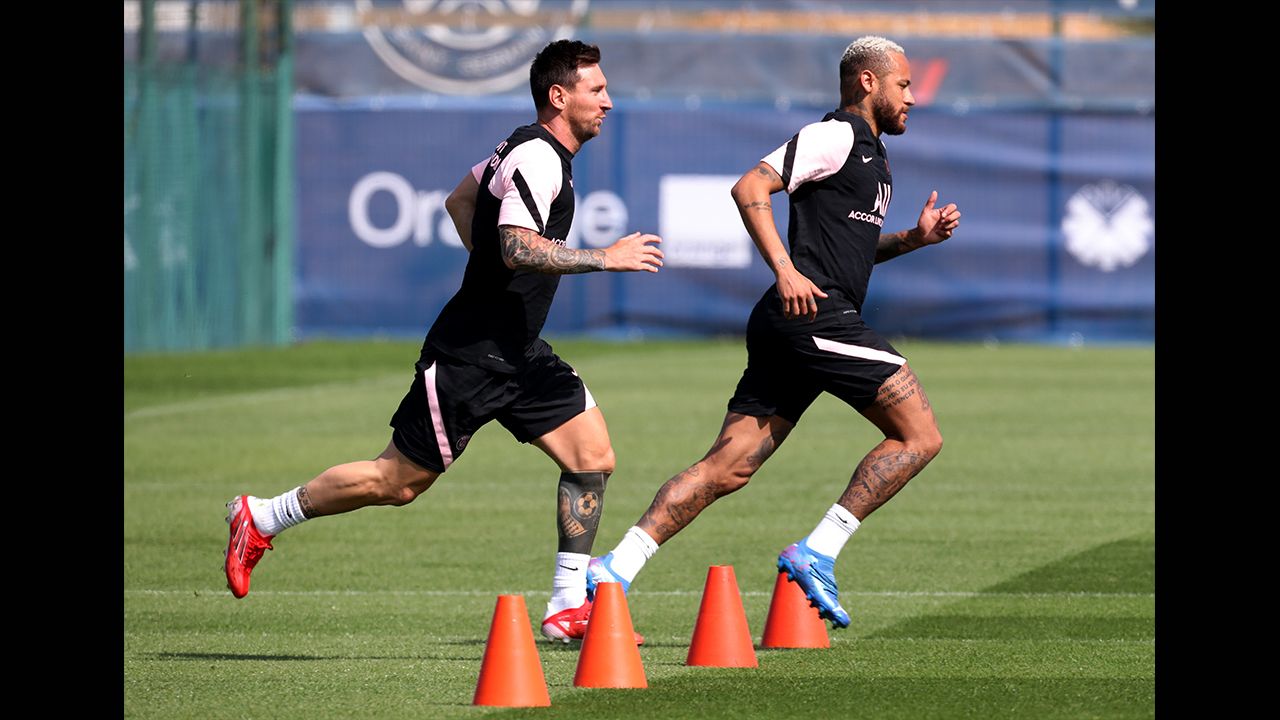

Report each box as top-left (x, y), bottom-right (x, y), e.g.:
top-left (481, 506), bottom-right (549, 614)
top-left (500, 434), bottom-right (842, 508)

top-left (761, 111), bottom-right (893, 313)
top-left (425, 123), bottom-right (576, 374)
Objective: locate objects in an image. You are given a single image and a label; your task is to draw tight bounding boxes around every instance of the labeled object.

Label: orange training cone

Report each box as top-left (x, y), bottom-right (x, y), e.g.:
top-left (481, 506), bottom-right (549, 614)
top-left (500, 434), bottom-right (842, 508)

top-left (573, 582), bottom-right (648, 688)
top-left (761, 571), bottom-right (830, 648)
top-left (472, 595), bottom-right (551, 707)
top-left (685, 565), bottom-right (759, 667)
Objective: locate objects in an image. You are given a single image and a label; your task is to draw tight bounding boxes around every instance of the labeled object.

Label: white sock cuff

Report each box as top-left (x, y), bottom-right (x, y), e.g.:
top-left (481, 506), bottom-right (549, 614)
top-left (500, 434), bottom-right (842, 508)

top-left (280, 487), bottom-right (307, 527)
top-left (803, 504), bottom-right (861, 558)
top-left (556, 552), bottom-right (590, 567)
top-left (825, 504), bottom-right (860, 534)
top-left (548, 553), bottom-right (589, 614)
top-left (553, 553), bottom-right (589, 584)
top-left (624, 526), bottom-right (660, 558)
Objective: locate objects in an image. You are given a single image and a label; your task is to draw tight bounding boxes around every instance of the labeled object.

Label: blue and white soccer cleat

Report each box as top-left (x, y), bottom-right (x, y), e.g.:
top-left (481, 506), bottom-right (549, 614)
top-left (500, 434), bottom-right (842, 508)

top-left (777, 539), bottom-right (852, 628)
top-left (584, 553), bottom-right (630, 601)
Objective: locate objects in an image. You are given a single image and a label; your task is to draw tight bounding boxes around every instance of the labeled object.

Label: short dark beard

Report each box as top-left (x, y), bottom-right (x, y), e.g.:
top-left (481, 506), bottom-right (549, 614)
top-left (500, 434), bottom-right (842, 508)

top-left (873, 92), bottom-right (906, 135)
top-left (573, 124), bottom-right (599, 146)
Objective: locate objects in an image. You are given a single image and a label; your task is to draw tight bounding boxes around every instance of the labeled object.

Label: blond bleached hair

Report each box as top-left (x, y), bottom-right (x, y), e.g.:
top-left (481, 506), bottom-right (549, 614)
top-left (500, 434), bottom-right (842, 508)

top-left (839, 36), bottom-right (905, 103)
top-left (841, 36), bottom-right (905, 78)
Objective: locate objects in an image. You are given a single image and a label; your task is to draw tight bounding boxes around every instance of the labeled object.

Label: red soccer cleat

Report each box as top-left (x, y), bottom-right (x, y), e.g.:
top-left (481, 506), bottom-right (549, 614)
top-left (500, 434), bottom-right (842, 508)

top-left (224, 495), bottom-right (275, 599)
top-left (540, 598), bottom-right (645, 645)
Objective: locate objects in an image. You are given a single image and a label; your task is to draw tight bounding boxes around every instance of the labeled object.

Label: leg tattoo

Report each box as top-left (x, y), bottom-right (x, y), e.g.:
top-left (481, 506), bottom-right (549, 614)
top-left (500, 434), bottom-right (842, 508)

top-left (838, 443), bottom-right (930, 520)
top-left (638, 417), bottom-right (792, 544)
top-left (556, 471), bottom-right (609, 554)
top-left (636, 465), bottom-right (721, 544)
top-left (746, 423), bottom-right (790, 470)
top-left (837, 365), bottom-right (941, 520)
top-left (297, 486), bottom-right (318, 519)
top-left (874, 365), bottom-right (932, 413)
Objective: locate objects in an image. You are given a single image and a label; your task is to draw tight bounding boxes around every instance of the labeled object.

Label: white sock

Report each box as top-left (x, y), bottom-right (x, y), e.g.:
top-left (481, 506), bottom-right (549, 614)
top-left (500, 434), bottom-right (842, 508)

top-left (248, 487), bottom-right (309, 537)
top-left (605, 526), bottom-right (661, 584)
top-left (804, 504), bottom-right (861, 558)
top-left (546, 552), bottom-right (590, 616)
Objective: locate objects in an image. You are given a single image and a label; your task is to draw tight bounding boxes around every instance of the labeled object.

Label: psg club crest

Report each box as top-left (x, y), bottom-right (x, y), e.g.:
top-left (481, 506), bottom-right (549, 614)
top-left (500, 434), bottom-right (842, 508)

top-left (1061, 180), bottom-right (1153, 272)
top-left (356, 0), bottom-right (591, 95)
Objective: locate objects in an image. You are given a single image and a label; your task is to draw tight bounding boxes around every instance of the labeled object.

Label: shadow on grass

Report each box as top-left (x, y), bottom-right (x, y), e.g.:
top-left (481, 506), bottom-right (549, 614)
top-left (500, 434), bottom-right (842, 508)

top-left (986, 534), bottom-right (1154, 595)
top-left (870, 535), bottom-right (1154, 642)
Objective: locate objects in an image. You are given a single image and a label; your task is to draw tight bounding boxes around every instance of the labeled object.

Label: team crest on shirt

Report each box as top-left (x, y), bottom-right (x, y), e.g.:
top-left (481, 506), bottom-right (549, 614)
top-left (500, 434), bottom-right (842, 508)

top-left (355, 0), bottom-right (590, 95)
top-left (455, 434), bottom-right (471, 453)
top-left (1062, 181), bottom-right (1153, 272)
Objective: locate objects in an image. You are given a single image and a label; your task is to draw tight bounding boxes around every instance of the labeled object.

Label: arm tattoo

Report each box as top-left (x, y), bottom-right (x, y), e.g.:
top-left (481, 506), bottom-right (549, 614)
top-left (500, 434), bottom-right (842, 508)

top-left (499, 225), bottom-right (605, 274)
top-left (739, 200), bottom-right (772, 212)
top-left (754, 164), bottom-right (780, 181)
top-left (875, 231), bottom-right (911, 263)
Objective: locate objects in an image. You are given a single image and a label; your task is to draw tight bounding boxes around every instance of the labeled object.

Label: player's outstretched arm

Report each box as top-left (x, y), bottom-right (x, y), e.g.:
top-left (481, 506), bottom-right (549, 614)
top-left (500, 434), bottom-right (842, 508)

top-left (875, 190), bottom-right (961, 264)
top-left (445, 172), bottom-right (481, 251)
top-left (498, 225), bottom-right (663, 274)
top-left (731, 161), bottom-right (828, 321)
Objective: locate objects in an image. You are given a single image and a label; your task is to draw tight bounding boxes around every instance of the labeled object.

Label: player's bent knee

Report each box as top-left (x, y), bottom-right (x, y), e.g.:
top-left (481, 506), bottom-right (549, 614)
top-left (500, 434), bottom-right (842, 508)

top-left (597, 447), bottom-right (617, 475)
top-left (392, 486), bottom-right (420, 506)
top-left (718, 462), bottom-right (755, 494)
top-left (722, 473), bottom-right (751, 494)
top-left (912, 426), bottom-right (943, 461)
top-left (572, 446), bottom-right (615, 475)
top-left (373, 471), bottom-right (437, 506)
top-left (367, 477), bottom-right (414, 506)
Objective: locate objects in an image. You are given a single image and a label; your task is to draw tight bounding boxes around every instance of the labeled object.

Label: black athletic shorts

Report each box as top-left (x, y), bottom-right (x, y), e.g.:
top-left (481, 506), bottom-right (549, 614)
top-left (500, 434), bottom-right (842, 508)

top-left (389, 340), bottom-right (596, 473)
top-left (727, 289), bottom-right (906, 423)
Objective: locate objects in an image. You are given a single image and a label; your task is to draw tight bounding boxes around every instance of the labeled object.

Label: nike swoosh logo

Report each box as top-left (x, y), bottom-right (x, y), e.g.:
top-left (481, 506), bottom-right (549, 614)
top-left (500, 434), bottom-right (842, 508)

top-left (559, 564), bottom-right (580, 571)
top-left (861, 156), bottom-right (873, 163)
top-left (837, 516), bottom-right (849, 524)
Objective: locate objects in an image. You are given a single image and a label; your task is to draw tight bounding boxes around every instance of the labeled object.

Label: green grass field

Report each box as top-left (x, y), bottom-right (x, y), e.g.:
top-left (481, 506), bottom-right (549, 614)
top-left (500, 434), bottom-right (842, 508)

top-left (124, 338), bottom-right (1154, 719)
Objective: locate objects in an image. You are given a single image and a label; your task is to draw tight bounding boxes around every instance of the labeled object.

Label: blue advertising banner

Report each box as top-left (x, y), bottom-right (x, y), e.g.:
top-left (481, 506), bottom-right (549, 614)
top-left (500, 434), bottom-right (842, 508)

top-left (295, 99), bottom-right (1154, 343)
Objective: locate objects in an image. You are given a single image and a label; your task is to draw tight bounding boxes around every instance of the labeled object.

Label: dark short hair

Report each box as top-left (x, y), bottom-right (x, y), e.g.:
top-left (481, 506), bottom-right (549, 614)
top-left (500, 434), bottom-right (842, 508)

top-left (529, 40), bottom-right (602, 112)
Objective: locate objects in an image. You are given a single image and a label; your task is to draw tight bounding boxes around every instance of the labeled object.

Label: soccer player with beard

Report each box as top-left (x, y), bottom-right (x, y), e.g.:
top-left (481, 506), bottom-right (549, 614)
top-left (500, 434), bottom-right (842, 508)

top-left (223, 40), bottom-right (662, 644)
top-left (586, 36), bottom-right (961, 629)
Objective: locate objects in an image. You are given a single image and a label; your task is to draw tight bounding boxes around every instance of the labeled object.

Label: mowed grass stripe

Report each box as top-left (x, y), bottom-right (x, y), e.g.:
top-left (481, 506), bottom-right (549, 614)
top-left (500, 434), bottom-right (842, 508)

top-left (124, 373), bottom-right (408, 421)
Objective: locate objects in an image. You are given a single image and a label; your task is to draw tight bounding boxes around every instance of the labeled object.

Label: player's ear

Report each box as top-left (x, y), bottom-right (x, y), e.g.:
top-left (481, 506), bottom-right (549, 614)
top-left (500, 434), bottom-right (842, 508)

top-left (548, 84), bottom-right (569, 111)
top-left (860, 69), bottom-right (877, 94)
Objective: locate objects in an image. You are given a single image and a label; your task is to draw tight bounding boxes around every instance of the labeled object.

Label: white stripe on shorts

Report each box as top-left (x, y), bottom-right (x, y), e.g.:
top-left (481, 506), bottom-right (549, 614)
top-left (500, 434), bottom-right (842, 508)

top-left (422, 363), bottom-right (454, 469)
top-left (812, 336), bottom-right (906, 366)
top-left (572, 369), bottom-right (598, 411)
